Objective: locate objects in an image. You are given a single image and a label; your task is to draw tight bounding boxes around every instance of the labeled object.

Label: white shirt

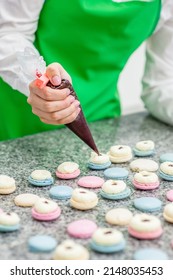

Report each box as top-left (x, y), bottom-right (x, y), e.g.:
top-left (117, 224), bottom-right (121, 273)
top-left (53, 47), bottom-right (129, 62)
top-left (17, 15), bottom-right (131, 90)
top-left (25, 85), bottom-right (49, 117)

top-left (0, 0), bottom-right (173, 125)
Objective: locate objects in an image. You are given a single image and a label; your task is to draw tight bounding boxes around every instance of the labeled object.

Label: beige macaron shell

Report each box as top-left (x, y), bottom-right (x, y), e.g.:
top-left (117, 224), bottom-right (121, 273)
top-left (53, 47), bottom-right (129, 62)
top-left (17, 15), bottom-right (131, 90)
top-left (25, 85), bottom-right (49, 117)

top-left (163, 203), bottom-right (173, 223)
top-left (0, 212), bottom-right (20, 226)
top-left (136, 140), bottom-right (155, 151)
top-left (0, 175), bottom-right (16, 194)
top-left (92, 228), bottom-right (123, 245)
top-left (57, 162), bottom-right (79, 174)
top-left (31, 170), bottom-right (52, 180)
top-left (53, 240), bottom-right (89, 260)
top-left (134, 171), bottom-right (159, 184)
top-left (130, 159), bottom-right (158, 172)
top-left (34, 198), bottom-right (58, 214)
top-left (106, 208), bottom-right (133, 226)
top-left (102, 180), bottom-right (126, 194)
top-left (14, 193), bottom-right (39, 207)
top-left (89, 152), bottom-right (109, 164)
top-left (129, 214), bottom-right (161, 232)
top-left (70, 188), bottom-right (98, 210)
top-left (160, 162), bottom-right (173, 175)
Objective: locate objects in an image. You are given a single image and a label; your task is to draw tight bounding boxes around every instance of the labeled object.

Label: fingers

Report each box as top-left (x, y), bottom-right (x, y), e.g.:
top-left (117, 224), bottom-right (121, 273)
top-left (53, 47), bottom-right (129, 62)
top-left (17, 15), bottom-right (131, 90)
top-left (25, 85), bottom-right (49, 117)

top-left (28, 91), bottom-right (76, 113)
top-left (46, 62), bottom-right (72, 86)
top-left (29, 80), bottom-right (71, 101)
top-left (31, 100), bottom-right (81, 125)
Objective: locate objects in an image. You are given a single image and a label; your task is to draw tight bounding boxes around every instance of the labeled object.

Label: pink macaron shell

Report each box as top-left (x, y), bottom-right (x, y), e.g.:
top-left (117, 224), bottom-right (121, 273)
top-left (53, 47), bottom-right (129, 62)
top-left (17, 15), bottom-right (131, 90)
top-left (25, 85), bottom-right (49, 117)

top-left (132, 179), bottom-right (159, 190)
top-left (128, 226), bottom-right (163, 239)
top-left (56, 169), bottom-right (80, 179)
top-left (77, 176), bottom-right (104, 189)
top-left (67, 219), bottom-right (97, 239)
top-left (32, 207), bottom-right (61, 221)
top-left (166, 190), bottom-right (173, 202)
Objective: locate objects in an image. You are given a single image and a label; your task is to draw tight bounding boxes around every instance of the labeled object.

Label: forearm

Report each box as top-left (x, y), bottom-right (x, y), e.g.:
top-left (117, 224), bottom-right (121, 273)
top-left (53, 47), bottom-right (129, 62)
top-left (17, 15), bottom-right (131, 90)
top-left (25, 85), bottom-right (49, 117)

top-left (0, 0), bottom-right (44, 96)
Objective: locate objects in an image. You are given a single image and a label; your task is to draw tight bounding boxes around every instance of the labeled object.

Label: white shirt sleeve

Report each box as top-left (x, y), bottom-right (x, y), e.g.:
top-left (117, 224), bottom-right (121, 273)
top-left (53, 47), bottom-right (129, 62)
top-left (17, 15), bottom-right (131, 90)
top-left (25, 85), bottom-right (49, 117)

top-left (141, 0), bottom-right (173, 125)
top-left (0, 0), bottom-right (44, 96)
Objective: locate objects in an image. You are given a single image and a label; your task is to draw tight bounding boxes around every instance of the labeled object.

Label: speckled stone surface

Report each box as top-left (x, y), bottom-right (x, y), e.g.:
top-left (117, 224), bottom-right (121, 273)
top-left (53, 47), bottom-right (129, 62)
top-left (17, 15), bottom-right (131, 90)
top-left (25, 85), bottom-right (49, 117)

top-left (0, 112), bottom-right (173, 260)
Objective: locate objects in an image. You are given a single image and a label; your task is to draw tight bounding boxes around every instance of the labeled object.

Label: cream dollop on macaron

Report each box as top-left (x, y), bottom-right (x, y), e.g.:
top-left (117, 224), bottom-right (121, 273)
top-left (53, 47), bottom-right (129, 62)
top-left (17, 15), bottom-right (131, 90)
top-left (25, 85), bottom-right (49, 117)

top-left (0, 212), bottom-right (20, 226)
top-left (57, 162), bottom-right (79, 174)
top-left (134, 171), bottom-right (159, 184)
top-left (53, 240), bottom-right (89, 260)
top-left (92, 228), bottom-right (124, 245)
top-left (160, 162), bottom-right (173, 175)
top-left (129, 214), bottom-right (161, 232)
top-left (102, 180), bottom-right (126, 194)
top-left (163, 203), bottom-right (173, 223)
top-left (135, 140), bottom-right (155, 151)
top-left (89, 152), bottom-right (110, 164)
top-left (31, 170), bottom-right (52, 180)
top-left (33, 198), bottom-right (58, 214)
top-left (108, 145), bottom-right (132, 163)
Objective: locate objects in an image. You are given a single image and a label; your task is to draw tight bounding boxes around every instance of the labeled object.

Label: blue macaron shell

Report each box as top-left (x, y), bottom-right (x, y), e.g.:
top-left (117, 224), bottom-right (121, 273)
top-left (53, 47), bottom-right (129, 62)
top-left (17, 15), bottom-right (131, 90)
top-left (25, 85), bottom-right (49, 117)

top-left (49, 185), bottom-right (73, 200)
top-left (133, 148), bottom-right (155, 157)
top-left (0, 224), bottom-right (20, 232)
top-left (100, 187), bottom-right (131, 200)
top-left (133, 197), bottom-right (162, 212)
top-left (88, 161), bottom-right (111, 170)
top-left (159, 170), bottom-right (173, 181)
top-left (104, 167), bottom-right (129, 180)
top-left (28, 176), bottom-right (54, 186)
top-left (134, 248), bottom-right (168, 260)
top-left (28, 235), bottom-right (57, 253)
top-left (159, 153), bottom-right (173, 163)
top-left (90, 240), bottom-right (126, 253)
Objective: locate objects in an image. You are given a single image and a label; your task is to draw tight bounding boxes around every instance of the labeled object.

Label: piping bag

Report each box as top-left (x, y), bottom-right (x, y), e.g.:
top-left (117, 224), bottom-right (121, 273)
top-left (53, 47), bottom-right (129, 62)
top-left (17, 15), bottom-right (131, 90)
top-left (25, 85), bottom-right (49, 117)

top-left (17, 47), bottom-right (99, 154)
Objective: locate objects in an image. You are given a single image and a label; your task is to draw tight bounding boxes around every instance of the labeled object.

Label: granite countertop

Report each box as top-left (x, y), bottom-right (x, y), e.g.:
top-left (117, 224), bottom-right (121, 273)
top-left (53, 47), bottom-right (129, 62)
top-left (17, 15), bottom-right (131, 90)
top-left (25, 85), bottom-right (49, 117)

top-left (0, 112), bottom-right (173, 260)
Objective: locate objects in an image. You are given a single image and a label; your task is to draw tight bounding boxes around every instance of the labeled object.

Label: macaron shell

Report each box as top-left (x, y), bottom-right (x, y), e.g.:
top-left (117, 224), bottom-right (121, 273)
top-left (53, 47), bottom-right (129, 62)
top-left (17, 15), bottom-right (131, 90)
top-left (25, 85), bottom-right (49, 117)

top-left (128, 226), bottom-right (163, 239)
top-left (104, 167), bottom-right (129, 180)
top-left (159, 170), bottom-right (173, 181)
top-left (28, 176), bottom-right (54, 186)
top-left (56, 169), bottom-right (80, 179)
top-left (28, 235), bottom-right (57, 253)
top-left (100, 187), bottom-right (131, 200)
top-left (134, 248), bottom-right (168, 260)
top-left (133, 197), bottom-right (162, 212)
top-left (166, 190), bottom-right (173, 202)
top-left (0, 185), bottom-right (16, 194)
top-left (32, 207), bottom-right (61, 221)
top-left (70, 198), bottom-right (98, 210)
top-left (77, 176), bottom-right (104, 189)
top-left (90, 240), bottom-right (126, 253)
top-left (14, 193), bottom-right (39, 207)
top-left (132, 179), bottom-right (159, 190)
top-left (88, 161), bottom-right (111, 170)
top-left (67, 219), bottom-right (97, 238)
top-left (49, 185), bottom-right (73, 200)
top-left (160, 153), bottom-right (173, 163)
top-left (0, 224), bottom-right (20, 232)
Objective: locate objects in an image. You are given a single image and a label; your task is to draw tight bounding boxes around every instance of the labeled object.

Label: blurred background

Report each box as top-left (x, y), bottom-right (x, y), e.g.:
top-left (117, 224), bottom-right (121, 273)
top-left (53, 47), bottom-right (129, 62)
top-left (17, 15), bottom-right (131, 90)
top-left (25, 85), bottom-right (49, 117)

top-left (119, 43), bottom-right (146, 115)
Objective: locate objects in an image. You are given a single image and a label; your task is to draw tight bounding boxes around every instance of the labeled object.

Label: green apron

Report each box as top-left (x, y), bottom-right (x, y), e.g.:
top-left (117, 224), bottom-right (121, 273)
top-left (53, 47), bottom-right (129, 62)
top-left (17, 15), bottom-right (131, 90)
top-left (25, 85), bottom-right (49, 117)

top-left (0, 0), bottom-right (161, 141)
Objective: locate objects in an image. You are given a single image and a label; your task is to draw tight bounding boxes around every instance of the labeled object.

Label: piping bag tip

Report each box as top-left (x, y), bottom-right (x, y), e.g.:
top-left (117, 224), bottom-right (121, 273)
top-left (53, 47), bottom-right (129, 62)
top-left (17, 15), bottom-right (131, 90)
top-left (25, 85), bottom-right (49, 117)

top-left (47, 79), bottom-right (100, 155)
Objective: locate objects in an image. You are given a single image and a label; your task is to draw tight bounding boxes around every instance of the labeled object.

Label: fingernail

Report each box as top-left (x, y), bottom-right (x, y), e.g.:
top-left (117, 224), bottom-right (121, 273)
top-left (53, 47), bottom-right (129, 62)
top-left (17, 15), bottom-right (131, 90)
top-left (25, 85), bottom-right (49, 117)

top-left (69, 96), bottom-right (75, 103)
top-left (52, 75), bottom-right (61, 85)
top-left (66, 89), bottom-right (71, 96)
top-left (74, 100), bottom-right (80, 107)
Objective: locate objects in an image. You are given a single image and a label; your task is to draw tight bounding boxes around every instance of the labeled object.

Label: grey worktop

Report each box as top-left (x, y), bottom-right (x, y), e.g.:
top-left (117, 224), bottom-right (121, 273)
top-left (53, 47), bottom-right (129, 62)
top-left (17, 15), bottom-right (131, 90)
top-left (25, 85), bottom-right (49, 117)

top-left (0, 112), bottom-right (173, 260)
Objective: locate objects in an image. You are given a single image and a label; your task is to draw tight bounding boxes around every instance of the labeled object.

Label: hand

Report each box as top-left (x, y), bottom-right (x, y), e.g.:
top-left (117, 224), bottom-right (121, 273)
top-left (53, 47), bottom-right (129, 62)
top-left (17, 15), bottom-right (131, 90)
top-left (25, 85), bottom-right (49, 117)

top-left (28, 63), bottom-right (81, 125)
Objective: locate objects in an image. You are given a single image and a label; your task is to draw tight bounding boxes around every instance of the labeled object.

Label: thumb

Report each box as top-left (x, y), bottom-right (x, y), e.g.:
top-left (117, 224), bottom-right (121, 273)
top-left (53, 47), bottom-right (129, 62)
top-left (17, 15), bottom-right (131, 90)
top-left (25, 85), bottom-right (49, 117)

top-left (46, 63), bottom-right (62, 86)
